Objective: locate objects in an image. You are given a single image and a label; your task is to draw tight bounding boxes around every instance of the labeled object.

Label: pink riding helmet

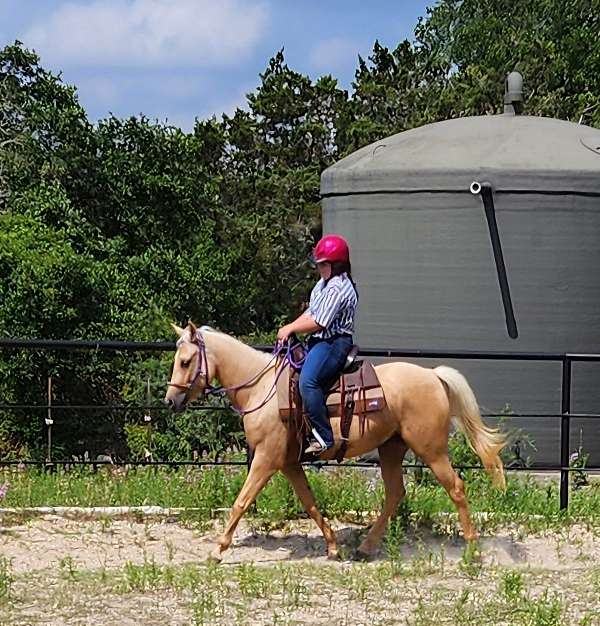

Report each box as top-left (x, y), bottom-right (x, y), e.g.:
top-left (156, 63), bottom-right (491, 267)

top-left (313, 234), bottom-right (350, 264)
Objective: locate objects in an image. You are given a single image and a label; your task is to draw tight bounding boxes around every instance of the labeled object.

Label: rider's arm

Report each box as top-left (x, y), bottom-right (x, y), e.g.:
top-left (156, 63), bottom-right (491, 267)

top-left (293, 312), bottom-right (323, 334)
top-left (277, 278), bottom-right (346, 343)
top-left (278, 312), bottom-right (322, 341)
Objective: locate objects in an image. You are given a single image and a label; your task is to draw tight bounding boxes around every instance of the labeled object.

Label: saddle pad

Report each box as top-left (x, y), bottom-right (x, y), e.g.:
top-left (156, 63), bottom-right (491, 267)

top-left (326, 388), bottom-right (386, 416)
top-left (277, 359), bottom-right (386, 420)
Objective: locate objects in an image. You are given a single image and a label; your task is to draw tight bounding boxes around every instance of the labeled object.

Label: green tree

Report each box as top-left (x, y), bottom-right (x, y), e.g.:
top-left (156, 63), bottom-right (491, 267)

top-left (218, 51), bottom-right (350, 329)
top-left (0, 43), bottom-right (99, 231)
top-left (2, 0), bottom-right (600, 457)
top-left (344, 0), bottom-right (600, 156)
top-left (416, 0), bottom-right (600, 124)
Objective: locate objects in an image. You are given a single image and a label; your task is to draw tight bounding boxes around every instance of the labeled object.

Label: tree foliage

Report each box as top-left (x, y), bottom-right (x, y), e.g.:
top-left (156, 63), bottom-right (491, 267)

top-left (1, 0), bottom-right (599, 457)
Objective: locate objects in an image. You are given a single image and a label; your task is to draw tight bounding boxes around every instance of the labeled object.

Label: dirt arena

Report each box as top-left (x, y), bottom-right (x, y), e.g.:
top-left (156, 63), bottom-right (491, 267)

top-left (1, 512), bottom-right (599, 625)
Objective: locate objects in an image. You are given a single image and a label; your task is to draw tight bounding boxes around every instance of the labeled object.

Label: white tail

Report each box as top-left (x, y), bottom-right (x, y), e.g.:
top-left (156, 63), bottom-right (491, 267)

top-left (435, 365), bottom-right (506, 490)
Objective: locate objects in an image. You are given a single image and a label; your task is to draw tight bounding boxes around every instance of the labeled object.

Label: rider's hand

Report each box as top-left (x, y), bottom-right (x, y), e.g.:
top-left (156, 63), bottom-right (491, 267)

top-left (276, 324), bottom-right (293, 346)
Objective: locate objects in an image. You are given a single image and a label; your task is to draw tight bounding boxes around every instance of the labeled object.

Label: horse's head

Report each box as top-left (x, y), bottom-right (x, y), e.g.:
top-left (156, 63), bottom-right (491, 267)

top-left (164, 320), bottom-right (215, 412)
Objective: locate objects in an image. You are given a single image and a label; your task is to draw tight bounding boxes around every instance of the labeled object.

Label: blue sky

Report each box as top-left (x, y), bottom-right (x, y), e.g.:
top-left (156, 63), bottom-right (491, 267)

top-left (1, 0), bottom-right (432, 130)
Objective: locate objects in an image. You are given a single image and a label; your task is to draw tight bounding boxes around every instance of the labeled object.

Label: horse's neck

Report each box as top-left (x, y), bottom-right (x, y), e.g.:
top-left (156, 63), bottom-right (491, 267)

top-left (204, 331), bottom-right (274, 410)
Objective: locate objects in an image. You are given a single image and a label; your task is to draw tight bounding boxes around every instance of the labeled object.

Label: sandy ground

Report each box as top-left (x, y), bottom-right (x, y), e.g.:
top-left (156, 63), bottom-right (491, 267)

top-left (1, 514), bottom-right (599, 625)
top-left (0, 514), bottom-right (599, 574)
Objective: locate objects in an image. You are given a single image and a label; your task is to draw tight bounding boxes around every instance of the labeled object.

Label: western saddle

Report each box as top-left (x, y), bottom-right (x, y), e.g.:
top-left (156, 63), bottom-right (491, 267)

top-left (277, 341), bottom-right (386, 462)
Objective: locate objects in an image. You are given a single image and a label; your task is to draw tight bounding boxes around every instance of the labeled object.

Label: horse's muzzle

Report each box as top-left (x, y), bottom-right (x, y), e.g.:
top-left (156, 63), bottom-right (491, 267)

top-left (164, 395), bottom-right (186, 413)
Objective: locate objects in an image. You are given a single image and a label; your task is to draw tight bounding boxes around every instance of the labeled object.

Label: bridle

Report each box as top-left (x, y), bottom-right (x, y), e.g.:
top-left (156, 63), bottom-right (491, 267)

top-left (166, 329), bottom-right (306, 415)
top-left (167, 331), bottom-right (218, 402)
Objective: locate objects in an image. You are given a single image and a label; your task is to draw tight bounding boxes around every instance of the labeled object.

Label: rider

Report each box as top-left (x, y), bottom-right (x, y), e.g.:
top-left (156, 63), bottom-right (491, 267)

top-left (276, 234), bottom-right (358, 455)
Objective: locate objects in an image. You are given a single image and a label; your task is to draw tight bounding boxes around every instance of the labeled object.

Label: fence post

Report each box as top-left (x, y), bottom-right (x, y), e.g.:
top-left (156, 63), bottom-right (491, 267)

top-left (46, 376), bottom-right (53, 464)
top-left (559, 357), bottom-right (572, 510)
top-left (144, 377), bottom-right (153, 460)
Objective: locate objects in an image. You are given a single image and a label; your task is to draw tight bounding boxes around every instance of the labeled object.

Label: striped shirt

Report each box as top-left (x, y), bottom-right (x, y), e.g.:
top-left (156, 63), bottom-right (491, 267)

top-left (306, 273), bottom-right (358, 339)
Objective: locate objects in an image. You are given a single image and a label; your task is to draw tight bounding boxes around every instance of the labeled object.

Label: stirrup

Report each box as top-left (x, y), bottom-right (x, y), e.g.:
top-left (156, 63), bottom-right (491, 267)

top-left (304, 440), bottom-right (329, 455)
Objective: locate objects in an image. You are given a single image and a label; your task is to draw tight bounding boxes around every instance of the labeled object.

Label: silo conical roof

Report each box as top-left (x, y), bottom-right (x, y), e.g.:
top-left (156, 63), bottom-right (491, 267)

top-left (322, 114), bottom-right (600, 195)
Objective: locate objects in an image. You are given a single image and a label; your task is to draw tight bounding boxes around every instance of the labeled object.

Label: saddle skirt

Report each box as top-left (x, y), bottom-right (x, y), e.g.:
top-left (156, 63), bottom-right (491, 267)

top-left (276, 356), bottom-right (387, 460)
top-left (328, 361), bottom-right (386, 413)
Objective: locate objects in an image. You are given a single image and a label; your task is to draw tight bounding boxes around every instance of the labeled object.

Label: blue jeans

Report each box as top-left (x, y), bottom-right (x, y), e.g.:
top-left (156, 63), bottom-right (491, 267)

top-left (299, 334), bottom-right (352, 448)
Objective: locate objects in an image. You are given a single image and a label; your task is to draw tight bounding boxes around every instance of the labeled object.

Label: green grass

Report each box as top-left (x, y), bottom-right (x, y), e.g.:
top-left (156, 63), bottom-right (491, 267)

top-left (411, 586), bottom-right (566, 626)
top-left (0, 558), bottom-right (13, 603)
top-left (0, 465), bottom-right (599, 532)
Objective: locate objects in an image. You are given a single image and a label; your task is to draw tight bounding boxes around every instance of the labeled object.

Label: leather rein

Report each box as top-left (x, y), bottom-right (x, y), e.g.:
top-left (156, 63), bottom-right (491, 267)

top-left (167, 330), bottom-right (305, 416)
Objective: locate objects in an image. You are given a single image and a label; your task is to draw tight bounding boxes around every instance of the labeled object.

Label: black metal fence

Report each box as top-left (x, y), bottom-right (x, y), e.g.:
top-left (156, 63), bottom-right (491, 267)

top-left (1, 338), bottom-right (599, 510)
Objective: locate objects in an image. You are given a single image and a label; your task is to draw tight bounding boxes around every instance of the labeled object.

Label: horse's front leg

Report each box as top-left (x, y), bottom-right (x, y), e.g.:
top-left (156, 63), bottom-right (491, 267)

top-left (209, 452), bottom-right (276, 562)
top-left (282, 463), bottom-right (338, 559)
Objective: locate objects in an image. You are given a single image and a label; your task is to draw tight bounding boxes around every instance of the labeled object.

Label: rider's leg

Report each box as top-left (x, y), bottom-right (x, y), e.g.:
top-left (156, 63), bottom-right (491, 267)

top-left (299, 335), bottom-right (352, 450)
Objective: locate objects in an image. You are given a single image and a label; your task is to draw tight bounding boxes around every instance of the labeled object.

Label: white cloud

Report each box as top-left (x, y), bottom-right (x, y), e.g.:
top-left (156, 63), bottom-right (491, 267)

top-left (77, 76), bottom-right (121, 106)
top-left (149, 75), bottom-right (206, 100)
top-left (71, 71), bottom-right (251, 130)
top-left (309, 36), bottom-right (360, 73)
top-left (77, 73), bottom-right (209, 106)
top-left (22, 0), bottom-right (269, 68)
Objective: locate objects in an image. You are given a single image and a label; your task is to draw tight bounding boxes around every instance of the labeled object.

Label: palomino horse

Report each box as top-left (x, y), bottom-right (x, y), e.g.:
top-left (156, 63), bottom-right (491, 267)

top-left (165, 322), bottom-right (506, 561)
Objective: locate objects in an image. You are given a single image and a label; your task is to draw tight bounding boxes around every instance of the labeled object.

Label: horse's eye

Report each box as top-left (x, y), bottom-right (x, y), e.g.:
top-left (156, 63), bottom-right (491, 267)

top-left (181, 359), bottom-right (191, 368)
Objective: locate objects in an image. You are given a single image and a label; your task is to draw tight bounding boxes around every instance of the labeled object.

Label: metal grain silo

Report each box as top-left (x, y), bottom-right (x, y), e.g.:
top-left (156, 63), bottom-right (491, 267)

top-left (321, 75), bottom-right (600, 464)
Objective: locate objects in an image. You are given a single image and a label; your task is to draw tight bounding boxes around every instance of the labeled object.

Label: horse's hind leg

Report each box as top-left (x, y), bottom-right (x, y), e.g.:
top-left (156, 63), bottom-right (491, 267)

top-left (210, 452), bottom-right (276, 562)
top-left (357, 436), bottom-right (407, 558)
top-left (425, 453), bottom-right (478, 541)
top-left (282, 463), bottom-right (338, 559)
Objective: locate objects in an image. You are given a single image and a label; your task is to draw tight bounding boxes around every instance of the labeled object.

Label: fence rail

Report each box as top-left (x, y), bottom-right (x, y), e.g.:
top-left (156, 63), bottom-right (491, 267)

top-left (1, 338), bottom-right (600, 510)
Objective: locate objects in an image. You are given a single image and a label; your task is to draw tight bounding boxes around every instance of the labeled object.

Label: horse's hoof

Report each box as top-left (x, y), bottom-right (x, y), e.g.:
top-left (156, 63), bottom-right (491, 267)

top-left (206, 549), bottom-right (223, 564)
top-left (355, 548), bottom-right (374, 562)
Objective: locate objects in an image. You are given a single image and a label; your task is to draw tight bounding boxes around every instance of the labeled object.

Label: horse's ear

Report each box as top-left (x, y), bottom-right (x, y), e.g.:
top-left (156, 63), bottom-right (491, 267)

top-left (171, 323), bottom-right (185, 337)
top-left (187, 319), bottom-right (198, 342)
